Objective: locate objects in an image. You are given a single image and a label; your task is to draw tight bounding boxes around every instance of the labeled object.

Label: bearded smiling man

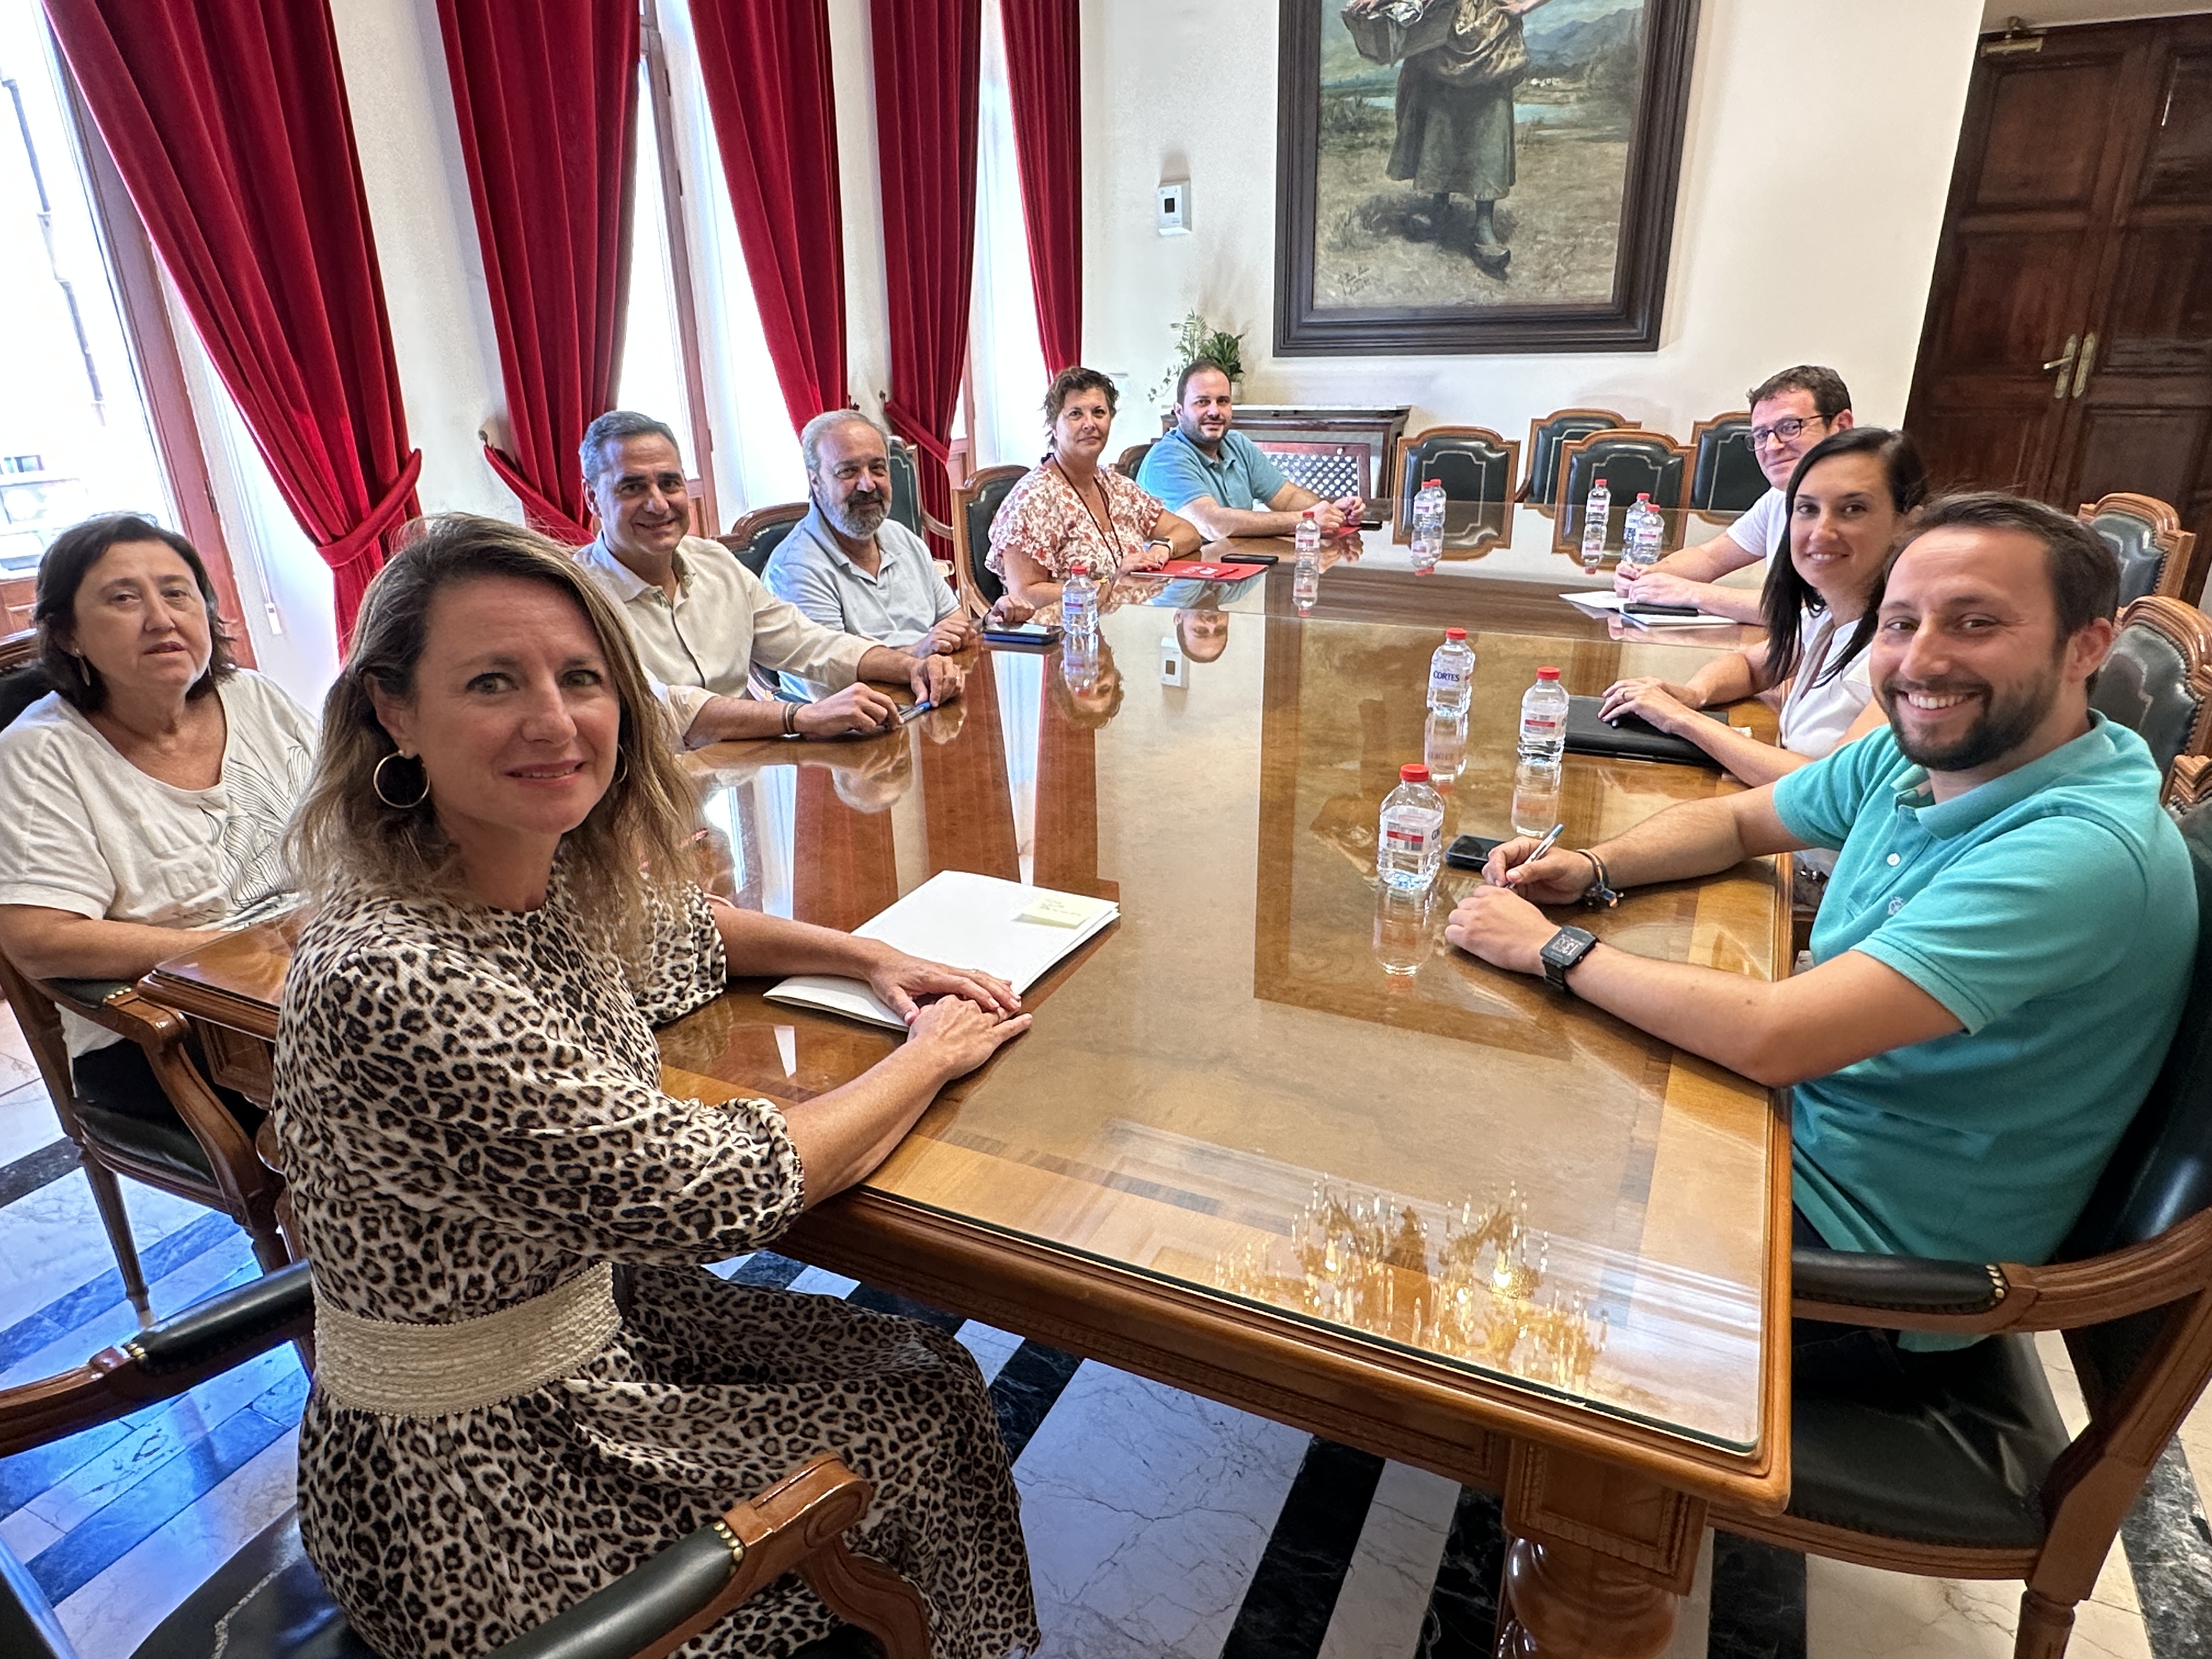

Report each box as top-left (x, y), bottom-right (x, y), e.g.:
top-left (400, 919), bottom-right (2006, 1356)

top-left (765, 411), bottom-right (1002, 701)
top-left (1446, 493), bottom-right (2197, 1392)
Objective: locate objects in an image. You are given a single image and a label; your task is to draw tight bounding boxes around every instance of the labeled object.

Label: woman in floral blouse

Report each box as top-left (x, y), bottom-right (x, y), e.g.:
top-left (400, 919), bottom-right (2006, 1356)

top-left (986, 366), bottom-right (1203, 610)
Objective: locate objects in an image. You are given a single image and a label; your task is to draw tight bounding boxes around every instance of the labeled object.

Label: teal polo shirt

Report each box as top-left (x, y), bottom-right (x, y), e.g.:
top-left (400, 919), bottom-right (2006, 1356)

top-left (1771, 714), bottom-right (2195, 1286)
top-left (1138, 427), bottom-right (1290, 516)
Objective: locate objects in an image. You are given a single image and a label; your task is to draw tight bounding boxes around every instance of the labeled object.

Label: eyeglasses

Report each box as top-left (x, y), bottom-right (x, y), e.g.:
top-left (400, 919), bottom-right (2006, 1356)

top-left (1746, 415), bottom-right (1824, 450)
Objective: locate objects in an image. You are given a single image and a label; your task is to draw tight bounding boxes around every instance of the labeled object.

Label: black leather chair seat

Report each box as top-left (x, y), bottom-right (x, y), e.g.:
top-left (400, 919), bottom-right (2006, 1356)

top-left (74, 1102), bottom-right (215, 1188)
top-left (1788, 1332), bottom-right (2069, 1548)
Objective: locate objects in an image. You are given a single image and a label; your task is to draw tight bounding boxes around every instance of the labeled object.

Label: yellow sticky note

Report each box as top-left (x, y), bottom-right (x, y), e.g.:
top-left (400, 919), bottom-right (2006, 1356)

top-left (1018, 892), bottom-right (1096, 928)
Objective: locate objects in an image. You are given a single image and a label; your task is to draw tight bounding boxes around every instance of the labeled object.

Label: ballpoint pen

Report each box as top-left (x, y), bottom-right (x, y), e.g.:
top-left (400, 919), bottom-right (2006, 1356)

top-left (1526, 821), bottom-right (1567, 863)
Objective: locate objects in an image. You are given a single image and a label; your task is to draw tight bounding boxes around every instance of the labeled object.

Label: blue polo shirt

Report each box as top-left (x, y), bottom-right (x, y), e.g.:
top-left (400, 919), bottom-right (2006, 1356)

top-left (1772, 714), bottom-right (2194, 1286)
top-left (1138, 427), bottom-right (1290, 516)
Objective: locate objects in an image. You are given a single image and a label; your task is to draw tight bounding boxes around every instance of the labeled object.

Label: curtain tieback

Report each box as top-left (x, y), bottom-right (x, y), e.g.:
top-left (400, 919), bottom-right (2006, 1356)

top-left (313, 1262), bottom-right (620, 1417)
top-left (483, 444), bottom-right (595, 545)
top-left (883, 399), bottom-right (951, 466)
top-left (317, 449), bottom-right (425, 574)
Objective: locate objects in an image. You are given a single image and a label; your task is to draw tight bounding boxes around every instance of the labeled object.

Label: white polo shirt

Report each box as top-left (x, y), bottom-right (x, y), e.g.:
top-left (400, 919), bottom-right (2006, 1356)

top-left (576, 534), bottom-right (873, 729)
top-left (762, 506), bottom-right (955, 698)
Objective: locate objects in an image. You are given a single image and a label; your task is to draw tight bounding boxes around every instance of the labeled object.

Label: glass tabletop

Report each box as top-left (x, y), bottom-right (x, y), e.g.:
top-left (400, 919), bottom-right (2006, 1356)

top-left (665, 589), bottom-right (1785, 1452)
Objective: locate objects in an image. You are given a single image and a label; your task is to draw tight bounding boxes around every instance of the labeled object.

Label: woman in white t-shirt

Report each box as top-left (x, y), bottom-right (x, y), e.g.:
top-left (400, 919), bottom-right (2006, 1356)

top-left (0, 514), bottom-right (316, 1121)
top-left (1595, 427), bottom-right (1927, 788)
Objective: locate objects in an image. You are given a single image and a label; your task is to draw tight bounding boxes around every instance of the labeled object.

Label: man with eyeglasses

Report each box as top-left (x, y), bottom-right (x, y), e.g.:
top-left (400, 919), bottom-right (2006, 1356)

top-left (573, 409), bottom-right (961, 746)
top-left (1615, 365), bottom-right (1854, 623)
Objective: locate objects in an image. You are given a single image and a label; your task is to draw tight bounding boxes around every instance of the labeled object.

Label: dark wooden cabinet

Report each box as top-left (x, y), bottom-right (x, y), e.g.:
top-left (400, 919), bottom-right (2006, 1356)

top-left (1908, 17), bottom-right (2212, 549)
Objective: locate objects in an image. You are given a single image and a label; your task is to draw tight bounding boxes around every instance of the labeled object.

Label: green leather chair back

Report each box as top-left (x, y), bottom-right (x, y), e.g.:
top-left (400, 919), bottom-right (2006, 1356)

top-left (1690, 417), bottom-right (1766, 512)
top-left (964, 471), bottom-right (1022, 608)
top-left (2090, 618), bottom-right (2202, 778)
top-left (1526, 411), bottom-right (1621, 505)
top-left (2089, 508), bottom-right (2172, 606)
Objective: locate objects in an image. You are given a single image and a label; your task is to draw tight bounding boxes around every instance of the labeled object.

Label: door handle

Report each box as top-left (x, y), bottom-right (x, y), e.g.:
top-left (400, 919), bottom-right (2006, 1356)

top-left (2072, 332), bottom-right (2098, 398)
top-left (2044, 334), bottom-right (2079, 399)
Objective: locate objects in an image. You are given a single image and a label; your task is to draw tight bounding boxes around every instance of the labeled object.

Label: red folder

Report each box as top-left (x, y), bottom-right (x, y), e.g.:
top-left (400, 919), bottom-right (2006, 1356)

top-left (1151, 560), bottom-right (1268, 582)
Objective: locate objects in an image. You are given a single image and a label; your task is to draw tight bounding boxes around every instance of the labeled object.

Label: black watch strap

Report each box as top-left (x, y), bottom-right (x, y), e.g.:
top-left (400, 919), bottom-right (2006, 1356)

top-left (1541, 926), bottom-right (1600, 992)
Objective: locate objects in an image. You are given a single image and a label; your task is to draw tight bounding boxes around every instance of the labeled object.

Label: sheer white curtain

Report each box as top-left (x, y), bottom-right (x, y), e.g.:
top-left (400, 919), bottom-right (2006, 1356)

top-left (614, 60), bottom-right (695, 467)
top-left (655, 0), bottom-right (811, 515)
top-left (968, 0), bottom-right (1048, 473)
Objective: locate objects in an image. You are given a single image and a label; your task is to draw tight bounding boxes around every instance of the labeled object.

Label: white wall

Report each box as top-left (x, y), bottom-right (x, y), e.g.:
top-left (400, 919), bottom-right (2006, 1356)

top-left (1081, 0), bottom-right (1984, 442)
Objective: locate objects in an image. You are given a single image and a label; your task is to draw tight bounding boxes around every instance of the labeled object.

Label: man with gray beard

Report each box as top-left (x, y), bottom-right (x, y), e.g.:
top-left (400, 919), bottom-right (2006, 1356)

top-left (765, 411), bottom-right (981, 702)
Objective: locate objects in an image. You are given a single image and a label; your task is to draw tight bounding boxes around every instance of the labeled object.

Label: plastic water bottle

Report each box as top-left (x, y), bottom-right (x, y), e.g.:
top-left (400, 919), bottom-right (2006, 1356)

top-left (1622, 493), bottom-right (1664, 575)
top-left (1426, 626), bottom-right (1475, 715)
top-left (1519, 666), bottom-right (1570, 767)
top-left (1579, 475), bottom-right (1610, 571)
top-left (1294, 509), bottom-right (1322, 613)
top-left (1410, 478), bottom-right (1446, 574)
top-left (1061, 553), bottom-right (1098, 637)
top-left (1375, 763), bottom-right (1446, 892)
top-left (1513, 759), bottom-right (1562, 837)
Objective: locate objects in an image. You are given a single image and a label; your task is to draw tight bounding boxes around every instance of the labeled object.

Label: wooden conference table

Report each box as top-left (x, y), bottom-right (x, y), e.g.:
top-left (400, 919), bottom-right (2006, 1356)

top-left (143, 545), bottom-right (1789, 1659)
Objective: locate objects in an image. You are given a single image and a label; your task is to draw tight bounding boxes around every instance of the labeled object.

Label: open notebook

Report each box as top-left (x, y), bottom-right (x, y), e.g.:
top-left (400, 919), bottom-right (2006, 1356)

top-left (764, 870), bottom-right (1120, 1031)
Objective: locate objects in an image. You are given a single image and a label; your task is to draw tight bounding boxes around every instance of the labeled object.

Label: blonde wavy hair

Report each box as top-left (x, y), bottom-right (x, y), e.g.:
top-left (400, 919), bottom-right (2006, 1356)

top-left (286, 514), bottom-right (697, 957)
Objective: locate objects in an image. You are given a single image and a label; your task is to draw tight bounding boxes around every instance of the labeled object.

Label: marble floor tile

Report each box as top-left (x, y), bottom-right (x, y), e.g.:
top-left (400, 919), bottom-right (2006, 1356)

top-left (0, 1501), bottom-right (64, 1561)
top-left (1807, 1556), bottom-right (2153, 1659)
top-left (54, 1430), bottom-right (298, 1659)
top-left (0, 1078), bottom-right (59, 1170)
top-left (785, 1266), bottom-right (861, 1299)
top-left (1014, 1362), bottom-right (1309, 1658)
top-left (1313, 1458), bottom-right (1460, 1659)
top-left (0, 1006), bottom-right (37, 1096)
top-left (0, 1171), bottom-right (215, 1335)
top-left (955, 1318), bottom-right (1025, 1386)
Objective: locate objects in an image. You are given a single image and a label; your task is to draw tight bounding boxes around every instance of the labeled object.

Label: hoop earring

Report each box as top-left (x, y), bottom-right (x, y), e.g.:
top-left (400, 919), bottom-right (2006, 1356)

top-left (612, 752), bottom-right (629, 788)
top-left (373, 752), bottom-right (430, 810)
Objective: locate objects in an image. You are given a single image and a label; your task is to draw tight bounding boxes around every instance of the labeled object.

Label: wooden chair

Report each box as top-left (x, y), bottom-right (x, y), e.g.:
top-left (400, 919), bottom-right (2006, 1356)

top-left (1689, 411), bottom-right (1765, 512)
top-left (1115, 440), bottom-right (1155, 479)
top-left (0, 1266), bottom-right (930, 1659)
top-left (1556, 428), bottom-right (1692, 515)
top-left (951, 463), bottom-right (1026, 613)
top-left (2087, 594), bottom-right (2212, 792)
top-left (1715, 789), bottom-right (2212, 1659)
top-left (887, 435), bottom-right (955, 543)
top-left (2079, 492), bottom-right (2205, 607)
top-left (0, 953), bottom-right (292, 1312)
top-left (719, 502), bottom-right (808, 578)
top-left (1393, 426), bottom-right (1519, 544)
top-left (1521, 408), bottom-right (1626, 505)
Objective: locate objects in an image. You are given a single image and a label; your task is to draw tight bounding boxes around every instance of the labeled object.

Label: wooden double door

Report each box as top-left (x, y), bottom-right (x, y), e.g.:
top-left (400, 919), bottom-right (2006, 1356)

top-left (1908, 15), bottom-right (2212, 544)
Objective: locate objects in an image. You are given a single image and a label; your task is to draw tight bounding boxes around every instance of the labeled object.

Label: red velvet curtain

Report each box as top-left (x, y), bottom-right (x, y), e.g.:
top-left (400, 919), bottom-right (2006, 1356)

top-left (47, 0), bottom-right (420, 646)
top-left (437, 0), bottom-right (636, 544)
top-left (872, 0), bottom-right (981, 550)
top-left (1000, 0), bottom-right (1082, 373)
top-left (691, 0), bottom-right (848, 435)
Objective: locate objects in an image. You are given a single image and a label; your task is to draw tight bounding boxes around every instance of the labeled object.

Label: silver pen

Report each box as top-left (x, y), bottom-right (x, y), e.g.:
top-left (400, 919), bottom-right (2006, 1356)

top-left (1526, 822), bottom-right (1567, 864)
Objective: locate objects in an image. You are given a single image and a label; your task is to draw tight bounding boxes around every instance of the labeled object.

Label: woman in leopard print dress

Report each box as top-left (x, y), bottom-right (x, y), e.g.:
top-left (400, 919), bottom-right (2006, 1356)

top-left (275, 516), bottom-right (1037, 1659)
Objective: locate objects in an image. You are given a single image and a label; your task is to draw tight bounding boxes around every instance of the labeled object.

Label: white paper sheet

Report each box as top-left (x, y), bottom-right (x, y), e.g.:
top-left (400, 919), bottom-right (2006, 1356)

top-left (764, 870), bottom-right (1120, 1031)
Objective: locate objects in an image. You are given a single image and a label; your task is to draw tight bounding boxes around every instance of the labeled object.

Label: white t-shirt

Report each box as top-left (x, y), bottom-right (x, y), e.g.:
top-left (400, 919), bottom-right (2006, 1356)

top-left (0, 670), bottom-right (318, 1055)
top-left (1732, 488), bottom-right (1789, 562)
top-left (1777, 607), bottom-right (1874, 758)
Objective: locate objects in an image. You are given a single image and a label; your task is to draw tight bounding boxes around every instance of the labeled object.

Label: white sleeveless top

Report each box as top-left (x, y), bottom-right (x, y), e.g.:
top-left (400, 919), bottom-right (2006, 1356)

top-left (1778, 608), bottom-right (1872, 759)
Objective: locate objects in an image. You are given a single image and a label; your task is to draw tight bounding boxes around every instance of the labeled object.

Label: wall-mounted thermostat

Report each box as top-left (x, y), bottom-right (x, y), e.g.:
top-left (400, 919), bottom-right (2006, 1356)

top-left (1156, 181), bottom-right (1190, 235)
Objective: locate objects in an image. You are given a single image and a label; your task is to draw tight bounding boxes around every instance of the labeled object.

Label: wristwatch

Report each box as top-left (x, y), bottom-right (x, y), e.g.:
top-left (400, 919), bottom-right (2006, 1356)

top-left (1540, 926), bottom-right (1601, 992)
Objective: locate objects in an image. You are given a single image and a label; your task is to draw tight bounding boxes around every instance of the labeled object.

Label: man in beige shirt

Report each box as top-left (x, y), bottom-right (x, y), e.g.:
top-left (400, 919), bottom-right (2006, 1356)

top-left (574, 410), bottom-right (962, 745)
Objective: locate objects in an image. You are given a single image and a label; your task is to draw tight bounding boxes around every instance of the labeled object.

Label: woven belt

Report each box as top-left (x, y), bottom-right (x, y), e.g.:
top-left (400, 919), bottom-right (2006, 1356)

top-left (313, 1263), bottom-right (621, 1418)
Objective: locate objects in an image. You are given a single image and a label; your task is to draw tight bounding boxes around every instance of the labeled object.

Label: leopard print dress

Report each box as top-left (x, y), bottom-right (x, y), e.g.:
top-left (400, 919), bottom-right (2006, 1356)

top-left (273, 878), bottom-right (1038, 1659)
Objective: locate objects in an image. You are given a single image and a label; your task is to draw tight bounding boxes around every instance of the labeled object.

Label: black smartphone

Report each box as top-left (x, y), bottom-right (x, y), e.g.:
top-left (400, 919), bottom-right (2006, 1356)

top-left (1444, 833), bottom-right (1507, 871)
top-left (1622, 602), bottom-right (1702, 617)
top-left (983, 623), bottom-right (1062, 648)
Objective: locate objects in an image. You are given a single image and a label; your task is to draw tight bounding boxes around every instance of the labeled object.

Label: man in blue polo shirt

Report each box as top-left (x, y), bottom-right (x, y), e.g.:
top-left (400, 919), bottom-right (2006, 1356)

top-left (1444, 493), bottom-right (2197, 1384)
top-left (1137, 359), bottom-right (1363, 540)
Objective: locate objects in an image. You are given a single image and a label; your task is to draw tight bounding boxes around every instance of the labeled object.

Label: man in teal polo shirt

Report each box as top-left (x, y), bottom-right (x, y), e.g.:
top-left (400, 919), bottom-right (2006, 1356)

top-left (1443, 493), bottom-right (2197, 1386)
top-left (1137, 359), bottom-right (1363, 540)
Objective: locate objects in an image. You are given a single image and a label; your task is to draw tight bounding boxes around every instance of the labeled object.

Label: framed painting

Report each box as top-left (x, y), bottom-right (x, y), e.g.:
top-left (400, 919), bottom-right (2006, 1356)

top-left (1275, 0), bottom-right (1701, 355)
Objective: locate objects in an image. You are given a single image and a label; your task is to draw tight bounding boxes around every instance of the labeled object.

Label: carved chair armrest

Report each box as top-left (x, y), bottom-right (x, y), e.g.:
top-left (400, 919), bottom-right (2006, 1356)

top-left (920, 508), bottom-right (955, 541)
top-left (0, 1263), bottom-right (311, 1456)
top-left (1793, 1212), bottom-right (2212, 1335)
top-left (100, 979), bottom-right (267, 1210)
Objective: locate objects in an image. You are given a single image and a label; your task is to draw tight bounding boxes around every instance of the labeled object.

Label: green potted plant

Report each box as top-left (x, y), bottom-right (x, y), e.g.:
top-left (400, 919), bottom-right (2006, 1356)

top-left (1152, 309), bottom-right (1246, 404)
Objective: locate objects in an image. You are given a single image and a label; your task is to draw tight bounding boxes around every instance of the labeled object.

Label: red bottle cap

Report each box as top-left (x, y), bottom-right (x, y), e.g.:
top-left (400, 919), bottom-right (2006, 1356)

top-left (1637, 492), bottom-right (1651, 501)
top-left (1537, 667), bottom-right (1561, 680)
top-left (1445, 627), bottom-right (1466, 640)
top-left (1425, 477), bottom-right (1441, 488)
top-left (1595, 476), bottom-right (1607, 486)
top-left (1401, 764), bottom-right (1431, 783)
